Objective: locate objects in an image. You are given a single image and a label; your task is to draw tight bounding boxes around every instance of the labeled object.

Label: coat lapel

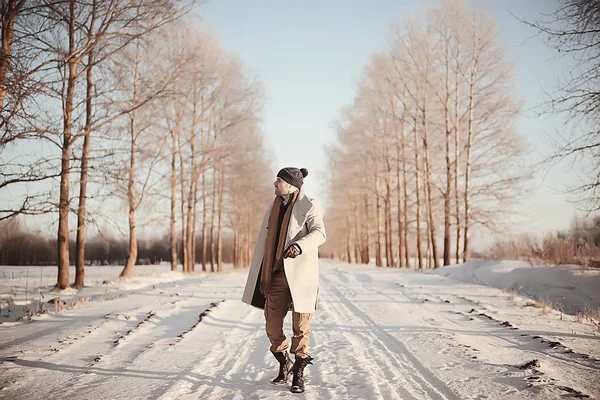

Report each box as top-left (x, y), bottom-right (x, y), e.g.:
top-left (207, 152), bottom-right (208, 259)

top-left (286, 189), bottom-right (313, 245)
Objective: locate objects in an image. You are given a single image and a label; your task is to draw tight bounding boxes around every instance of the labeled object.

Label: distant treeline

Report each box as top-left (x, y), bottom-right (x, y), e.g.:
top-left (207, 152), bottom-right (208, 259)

top-left (485, 216), bottom-right (600, 267)
top-left (566, 216), bottom-right (600, 247)
top-left (0, 219), bottom-right (234, 267)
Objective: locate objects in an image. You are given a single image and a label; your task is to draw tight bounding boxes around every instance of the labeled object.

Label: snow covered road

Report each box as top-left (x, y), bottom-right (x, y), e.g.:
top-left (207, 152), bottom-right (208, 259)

top-left (1, 260), bottom-right (598, 399)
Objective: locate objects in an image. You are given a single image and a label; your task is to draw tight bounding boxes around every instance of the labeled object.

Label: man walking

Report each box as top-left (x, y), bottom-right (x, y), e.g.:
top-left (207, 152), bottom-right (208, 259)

top-left (242, 167), bottom-right (326, 393)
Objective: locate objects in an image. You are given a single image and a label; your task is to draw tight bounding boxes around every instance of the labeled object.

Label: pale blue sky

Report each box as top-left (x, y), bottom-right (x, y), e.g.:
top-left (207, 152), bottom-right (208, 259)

top-left (1, 0), bottom-right (581, 250)
top-left (195, 0), bottom-right (580, 239)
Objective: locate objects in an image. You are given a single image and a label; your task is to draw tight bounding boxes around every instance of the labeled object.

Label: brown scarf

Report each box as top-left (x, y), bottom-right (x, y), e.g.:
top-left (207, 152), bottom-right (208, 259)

top-left (260, 191), bottom-right (299, 295)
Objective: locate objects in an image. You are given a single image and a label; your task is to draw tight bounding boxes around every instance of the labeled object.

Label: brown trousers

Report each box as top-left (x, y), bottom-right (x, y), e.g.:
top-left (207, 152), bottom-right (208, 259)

top-left (265, 271), bottom-right (312, 358)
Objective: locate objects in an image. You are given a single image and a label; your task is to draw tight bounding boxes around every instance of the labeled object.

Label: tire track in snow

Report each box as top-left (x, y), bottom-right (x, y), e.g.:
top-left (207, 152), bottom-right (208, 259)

top-left (57, 296), bottom-right (201, 399)
top-left (0, 292), bottom-right (202, 399)
top-left (394, 282), bottom-right (600, 373)
top-left (0, 275), bottom-right (214, 351)
top-left (48, 276), bottom-right (220, 400)
top-left (385, 274), bottom-right (599, 399)
top-left (154, 300), bottom-right (263, 400)
top-left (320, 273), bottom-right (461, 400)
top-left (0, 299), bottom-right (183, 400)
top-left (314, 282), bottom-right (416, 399)
top-left (63, 273), bottom-right (251, 400)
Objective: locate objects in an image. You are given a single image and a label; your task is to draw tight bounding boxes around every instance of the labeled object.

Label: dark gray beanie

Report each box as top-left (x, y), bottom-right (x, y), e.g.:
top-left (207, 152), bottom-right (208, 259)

top-left (277, 167), bottom-right (308, 189)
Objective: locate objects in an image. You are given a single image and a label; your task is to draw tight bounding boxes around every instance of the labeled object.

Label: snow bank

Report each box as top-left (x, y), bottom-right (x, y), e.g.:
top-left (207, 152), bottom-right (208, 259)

top-left (434, 259), bottom-right (600, 314)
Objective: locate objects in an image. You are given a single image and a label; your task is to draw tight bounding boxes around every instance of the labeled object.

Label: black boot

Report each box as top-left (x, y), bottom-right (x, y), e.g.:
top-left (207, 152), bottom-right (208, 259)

top-left (271, 350), bottom-right (293, 384)
top-left (290, 355), bottom-right (314, 393)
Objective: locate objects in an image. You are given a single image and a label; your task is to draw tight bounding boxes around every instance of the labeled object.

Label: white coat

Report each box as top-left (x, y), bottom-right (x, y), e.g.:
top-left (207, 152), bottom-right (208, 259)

top-left (241, 189), bottom-right (326, 313)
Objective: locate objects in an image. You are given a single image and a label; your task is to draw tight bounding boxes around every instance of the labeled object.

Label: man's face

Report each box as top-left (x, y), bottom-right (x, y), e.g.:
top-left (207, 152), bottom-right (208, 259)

top-left (274, 177), bottom-right (294, 197)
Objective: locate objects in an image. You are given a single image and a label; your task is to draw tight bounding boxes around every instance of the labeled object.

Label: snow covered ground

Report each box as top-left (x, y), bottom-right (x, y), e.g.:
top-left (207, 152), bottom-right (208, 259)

top-left (0, 260), bottom-right (599, 399)
top-left (434, 259), bottom-right (600, 314)
top-left (0, 264), bottom-right (229, 323)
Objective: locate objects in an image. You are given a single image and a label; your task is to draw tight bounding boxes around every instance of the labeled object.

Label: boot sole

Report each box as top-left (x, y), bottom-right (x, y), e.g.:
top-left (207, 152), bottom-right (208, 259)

top-left (271, 373), bottom-right (291, 385)
top-left (290, 386), bottom-right (304, 393)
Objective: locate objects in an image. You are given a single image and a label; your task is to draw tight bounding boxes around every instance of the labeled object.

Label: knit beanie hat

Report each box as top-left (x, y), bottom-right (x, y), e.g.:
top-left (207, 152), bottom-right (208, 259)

top-left (277, 167), bottom-right (308, 189)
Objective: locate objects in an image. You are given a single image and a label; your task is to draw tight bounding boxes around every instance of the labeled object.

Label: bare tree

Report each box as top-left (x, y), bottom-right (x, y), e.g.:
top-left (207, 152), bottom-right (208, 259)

top-left (117, 34), bottom-right (181, 278)
top-left (430, 0), bottom-right (464, 266)
top-left (54, 0), bottom-right (78, 290)
top-left (74, 0), bottom-right (98, 288)
top-left (523, 0), bottom-right (600, 211)
top-left (460, 7), bottom-right (526, 261)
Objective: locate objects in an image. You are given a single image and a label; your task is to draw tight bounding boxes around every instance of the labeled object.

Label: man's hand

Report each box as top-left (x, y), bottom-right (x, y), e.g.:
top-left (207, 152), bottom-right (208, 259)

top-left (283, 244), bottom-right (301, 259)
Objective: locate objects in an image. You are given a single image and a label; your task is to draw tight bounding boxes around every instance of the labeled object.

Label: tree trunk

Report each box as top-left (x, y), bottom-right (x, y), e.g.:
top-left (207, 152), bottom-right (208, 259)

top-left (423, 136), bottom-right (431, 270)
top-left (422, 66), bottom-right (440, 269)
top-left (464, 65), bottom-right (476, 263)
top-left (121, 117), bottom-right (138, 278)
top-left (217, 165), bottom-right (224, 272)
top-left (185, 157), bottom-right (195, 273)
top-left (396, 161), bottom-right (404, 269)
top-left (346, 222), bottom-right (352, 263)
top-left (169, 127), bottom-right (178, 271)
top-left (395, 107), bottom-right (406, 268)
top-left (234, 225), bottom-right (238, 267)
top-left (75, 2), bottom-right (97, 288)
top-left (426, 218), bottom-right (432, 269)
top-left (443, 38), bottom-right (452, 267)
top-left (401, 115), bottom-right (410, 268)
top-left (120, 41), bottom-right (142, 279)
top-left (201, 169), bottom-right (207, 271)
top-left (463, 33), bottom-right (479, 263)
top-left (352, 203), bottom-right (360, 263)
top-left (57, 132), bottom-right (72, 288)
top-left (233, 225), bottom-right (239, 267)
top-left (191, 177), bottom-right (198, 272)
top-left (121, 193), bottom-right (138, 278)
top-left (210, 167), bottom-right (217, 272)
top-left (178, 121), bottom-right (187, 273)
top-left (185, 92), bottom-right (200, 273)
top-left (56, 0), bottom-right (77, 290)
top-left (245, 208), bottom-right (251, 266)
top-left (375, 162), bottom-right (383, 267)
top-left (413, 116), bottom-right (423, 270)
top-left (454, 52), bottom-right (462, 264)
top-left (384, 195), bottom-right (390, 266)
top-left (74, 58), bottom-right (93, 287)
top-left (0, 0), bottom-right (20, 110)
top-left (384, 151), bottom-right (394, 267)
top-left (362, 190), bottom-right (370, 264)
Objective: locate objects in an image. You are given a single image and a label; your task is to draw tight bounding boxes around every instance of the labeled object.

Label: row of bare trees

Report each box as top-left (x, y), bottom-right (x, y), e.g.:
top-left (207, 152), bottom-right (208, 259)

top-left (1, 1), bottom-right (272, 290)
top-left (322, 0), bottom-right (529, 268)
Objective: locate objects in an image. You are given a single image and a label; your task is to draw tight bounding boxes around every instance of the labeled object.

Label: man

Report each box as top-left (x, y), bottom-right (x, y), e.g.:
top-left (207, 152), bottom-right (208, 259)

top-left (242, 167), bottom-right (326, 394)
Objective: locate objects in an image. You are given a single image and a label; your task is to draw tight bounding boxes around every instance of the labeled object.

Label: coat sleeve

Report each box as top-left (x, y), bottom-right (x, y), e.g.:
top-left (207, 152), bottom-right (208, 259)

top-left (293, 199), bottom-right (326, 254)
